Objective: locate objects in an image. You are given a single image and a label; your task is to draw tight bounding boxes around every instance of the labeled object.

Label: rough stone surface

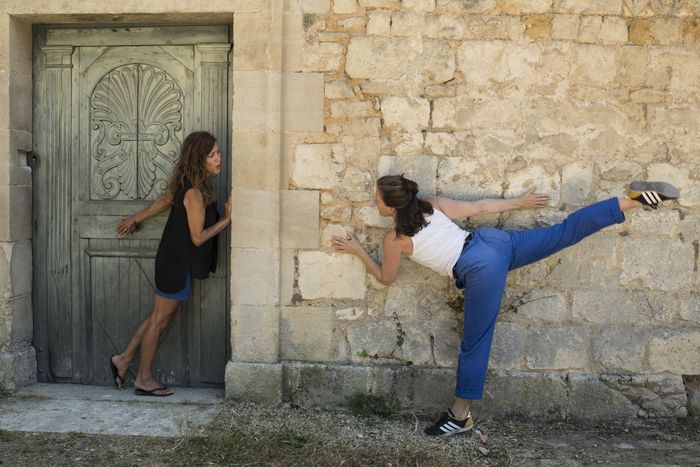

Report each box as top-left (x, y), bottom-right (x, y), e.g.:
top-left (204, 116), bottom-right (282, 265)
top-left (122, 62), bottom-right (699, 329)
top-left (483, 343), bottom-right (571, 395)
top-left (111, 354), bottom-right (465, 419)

top-left (292, 144), bottom-right (345, 189)
top-left (526, 325), bottom-right (590, 370)
top-left (377, 156), bottom-right (438, 196)
top-left (591, 326), bottom-right (646, 373)
top-left (225, 361), bottom-right (283, 404)
top-left (298, 252), bottom-right (366, 299)
top-left (619, 240), bottom-right (695, 291)
top-left (280, 307), bottom-right (335, 362)
top-left (648, 328), bottom-right (700, 374)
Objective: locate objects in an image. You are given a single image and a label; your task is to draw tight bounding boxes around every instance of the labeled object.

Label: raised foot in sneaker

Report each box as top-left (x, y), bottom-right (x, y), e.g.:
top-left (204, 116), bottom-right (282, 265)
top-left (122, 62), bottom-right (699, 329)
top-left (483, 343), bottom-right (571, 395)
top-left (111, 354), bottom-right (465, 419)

top-left (423, 409), bottom-right (475, 437)
top-left (626, 181), bottom-right (680, 209)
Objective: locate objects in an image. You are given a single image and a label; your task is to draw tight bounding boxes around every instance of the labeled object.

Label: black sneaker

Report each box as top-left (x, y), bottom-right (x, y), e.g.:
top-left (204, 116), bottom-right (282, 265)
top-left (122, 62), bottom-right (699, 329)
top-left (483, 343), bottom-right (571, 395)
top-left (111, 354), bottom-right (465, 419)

top-left (626, 181), bottom-right (680, 209)
top-left (423, 409), bottom-right (474, 437)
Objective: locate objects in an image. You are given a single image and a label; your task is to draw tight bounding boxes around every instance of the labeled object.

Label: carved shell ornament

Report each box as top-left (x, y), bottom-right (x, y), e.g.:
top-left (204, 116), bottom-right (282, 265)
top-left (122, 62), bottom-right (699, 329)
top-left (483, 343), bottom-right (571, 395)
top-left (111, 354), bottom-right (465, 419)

top-left (91, 64), bottom-right (184, 200)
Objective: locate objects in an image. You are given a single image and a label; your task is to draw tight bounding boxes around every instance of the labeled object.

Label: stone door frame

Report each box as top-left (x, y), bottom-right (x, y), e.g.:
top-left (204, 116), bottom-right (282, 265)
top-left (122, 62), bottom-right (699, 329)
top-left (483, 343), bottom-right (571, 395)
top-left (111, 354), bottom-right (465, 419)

top-left (0, 3), bottom-right (324, 394)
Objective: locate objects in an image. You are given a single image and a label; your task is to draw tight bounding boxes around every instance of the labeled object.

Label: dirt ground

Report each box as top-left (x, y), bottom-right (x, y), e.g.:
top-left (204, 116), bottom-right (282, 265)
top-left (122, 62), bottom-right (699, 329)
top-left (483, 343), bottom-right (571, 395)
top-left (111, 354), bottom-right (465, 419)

top-left (1, 401), bottom-right (700, 466)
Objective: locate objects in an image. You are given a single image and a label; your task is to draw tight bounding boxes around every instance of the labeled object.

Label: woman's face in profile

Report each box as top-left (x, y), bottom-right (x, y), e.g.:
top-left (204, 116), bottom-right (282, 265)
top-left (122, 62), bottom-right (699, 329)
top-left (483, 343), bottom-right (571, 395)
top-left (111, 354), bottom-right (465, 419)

top-left (204, 143), bottom-right (222, 176)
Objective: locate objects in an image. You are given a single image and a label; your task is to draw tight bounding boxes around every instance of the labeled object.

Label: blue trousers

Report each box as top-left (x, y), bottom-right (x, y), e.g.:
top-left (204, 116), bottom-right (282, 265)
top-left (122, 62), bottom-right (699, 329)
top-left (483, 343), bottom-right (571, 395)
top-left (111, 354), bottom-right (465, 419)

top-left (452, 198), bottom-right (625, 399)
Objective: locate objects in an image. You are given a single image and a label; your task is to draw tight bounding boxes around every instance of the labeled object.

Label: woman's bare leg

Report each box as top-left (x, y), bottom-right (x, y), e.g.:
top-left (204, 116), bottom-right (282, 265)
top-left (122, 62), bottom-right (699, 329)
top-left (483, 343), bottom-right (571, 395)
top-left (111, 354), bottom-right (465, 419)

top-left (618, 197), bottom-right (643, 212)
top-left (111, 318), bottom-right (149, 389)
top-left (134, 295), bottom-right (180, 394)
top-left (450, 397), bottom-right (472, 420)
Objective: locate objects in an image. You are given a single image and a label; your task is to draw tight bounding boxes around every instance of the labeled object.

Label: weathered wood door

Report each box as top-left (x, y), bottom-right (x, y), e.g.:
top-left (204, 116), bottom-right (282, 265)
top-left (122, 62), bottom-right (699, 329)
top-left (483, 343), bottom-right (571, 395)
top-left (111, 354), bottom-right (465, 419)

top-left (32, 25), bottom-right (231, 387)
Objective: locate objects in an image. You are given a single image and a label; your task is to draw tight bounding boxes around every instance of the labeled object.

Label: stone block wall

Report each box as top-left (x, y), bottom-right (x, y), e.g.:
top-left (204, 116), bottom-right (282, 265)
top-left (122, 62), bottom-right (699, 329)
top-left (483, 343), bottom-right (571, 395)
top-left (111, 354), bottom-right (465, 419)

top-left (275, 0), bottom-right (700, 419)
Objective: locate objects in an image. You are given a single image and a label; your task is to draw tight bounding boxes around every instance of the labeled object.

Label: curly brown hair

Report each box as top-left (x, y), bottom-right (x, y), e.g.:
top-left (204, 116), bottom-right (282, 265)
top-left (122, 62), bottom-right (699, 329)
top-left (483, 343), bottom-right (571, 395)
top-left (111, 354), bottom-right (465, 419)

top-left (167, 131), bottom-right (217, 204)
top-left (377, 174), bottom-right (433, 237)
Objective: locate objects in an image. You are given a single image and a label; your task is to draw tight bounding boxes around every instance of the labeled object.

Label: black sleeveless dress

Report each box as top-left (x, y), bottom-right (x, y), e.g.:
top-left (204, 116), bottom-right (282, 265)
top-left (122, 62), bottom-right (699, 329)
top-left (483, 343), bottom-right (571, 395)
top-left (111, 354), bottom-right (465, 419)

top-left (154, 179), bottom-right (219, 294)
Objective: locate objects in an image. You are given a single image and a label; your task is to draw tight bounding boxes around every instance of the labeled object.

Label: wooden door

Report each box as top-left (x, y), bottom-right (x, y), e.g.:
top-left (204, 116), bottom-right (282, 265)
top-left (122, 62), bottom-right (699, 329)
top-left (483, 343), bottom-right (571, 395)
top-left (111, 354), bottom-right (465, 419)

top-left (32, 25), bottom-right (231, 387)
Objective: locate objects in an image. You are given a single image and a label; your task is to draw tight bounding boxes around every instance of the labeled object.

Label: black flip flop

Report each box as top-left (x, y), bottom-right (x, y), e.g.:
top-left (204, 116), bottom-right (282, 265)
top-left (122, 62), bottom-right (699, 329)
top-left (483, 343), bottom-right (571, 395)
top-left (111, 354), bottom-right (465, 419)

top-left (109, 355), bottom-right (126, 390)
top-left (134, 386), bottom-right (174, 397)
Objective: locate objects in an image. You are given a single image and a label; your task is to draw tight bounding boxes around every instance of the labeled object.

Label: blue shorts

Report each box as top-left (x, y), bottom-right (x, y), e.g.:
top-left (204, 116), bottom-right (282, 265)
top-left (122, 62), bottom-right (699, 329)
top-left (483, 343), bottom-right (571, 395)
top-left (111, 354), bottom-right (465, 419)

top-left (155, 273), bottom-right (191, 301)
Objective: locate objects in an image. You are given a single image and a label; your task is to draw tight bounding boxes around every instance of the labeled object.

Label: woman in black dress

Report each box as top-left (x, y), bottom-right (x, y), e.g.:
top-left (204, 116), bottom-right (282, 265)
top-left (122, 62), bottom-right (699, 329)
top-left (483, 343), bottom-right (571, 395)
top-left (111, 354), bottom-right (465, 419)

top-left (110, 131), bottom-right (231, 396)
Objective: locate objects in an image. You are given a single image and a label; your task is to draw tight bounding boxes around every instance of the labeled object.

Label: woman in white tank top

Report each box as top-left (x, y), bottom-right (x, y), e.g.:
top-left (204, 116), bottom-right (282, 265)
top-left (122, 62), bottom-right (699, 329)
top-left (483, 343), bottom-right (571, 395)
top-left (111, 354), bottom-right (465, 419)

top-left (332, 174), bottom-right (679, 437)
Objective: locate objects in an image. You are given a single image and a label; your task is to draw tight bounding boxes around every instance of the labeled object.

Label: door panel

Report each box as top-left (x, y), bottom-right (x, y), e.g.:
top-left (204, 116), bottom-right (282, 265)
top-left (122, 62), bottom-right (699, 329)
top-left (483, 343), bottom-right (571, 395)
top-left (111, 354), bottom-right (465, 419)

top-left (33, 25), bottom-right (231, 387)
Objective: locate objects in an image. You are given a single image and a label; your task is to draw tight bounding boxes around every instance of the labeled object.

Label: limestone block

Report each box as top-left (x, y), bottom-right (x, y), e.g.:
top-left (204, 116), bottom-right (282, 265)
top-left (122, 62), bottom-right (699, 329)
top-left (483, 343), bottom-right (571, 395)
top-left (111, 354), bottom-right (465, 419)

top-left (566, 373), bottom-right (639, 420)
top-left (402, 0), bottom-right (435, 12)
top-left (282, 190), bottom-right (320, 249)
top-left (548, 236), bottom-right (618, 289)
top-left (629, 18), bottom-right (654, 45)
top-left (283, 12), bottom-right (304, 71)
top-left (325, 79), bottom-right (355, 99)
top-left (524, 15), bottom-right (552, 40)
top-left (571, 44), bottom-right (618, 86)
top-left (436, 0), bottom-right (497, 13)
top-left (433, 95), bottom-right (521, 131)
top-left (592, 326), bottom-right (646, 372)
top-left (303, 42), bottom-right (344, 72)
top-left (437, 157), bottom-right (504, 200)
top-left (322, 223), bottom-right (353, 249)
top-left (2, 186), bottom-right (32, 242)
top-left (347, 319), bottom-right (398, 360)
top-left (424, 132), bottom-right (457, 155)
top-left (230, 190), bottom-right (279, 248)
top-left (511, 289), bottom-right (567, 323)
top-left (334, 0), bottom-right (359, 13)
top-left (504, 165), bottom-right (561, 206)
top-left (367, 12), bottom-right (392, 35)
top-left (648, 327), bottom-right (700, 374)
top-left (232, 131), bottom-right (281, 189)
top-left (390, 131), bottom-right (424, 155)
top-left (233, 71), bottom-right (281, 131)
top-left (286, 363), bottom-right (371, 406)
top-left (280, 306), bottom-right (334, 362)
top-left (225, 361), bottom-right (283, 403)
top-left (391, 11), bottom-right (424, 37)
top-left (619, 239), bottom-right (694, 291)
top-left (599, 374), bottom-right (687, 418)
top-left (321, 203), bottom-right (352, 223)
top-left (652, 17), bottom-right (683, 44)
top-left (381, 96), bottom-right (430, 131)
top-left (377, 156), bottom-right (438, 196)
top-left (283, 73), bottom-right (324, 132)
top-left (359, 0), bottom-right (401, 6)
top-left (526, 325), bottom-right (590, 370)
top-left (479, 370), bottom-right (567, 420)
top-left (679, 293), bottom-right (700, 324)
top-left (234, 11), bottom-right (276, 71)
top-left (299, 0), bottom-right (330, 13)
top-left (578, 16), bottom-right (602, 43)
top-left (298, 251), bottom-right (366, 299)
top-left (601, 16), bottom-right (629, 43)
top-left (7, 241), bottom-right (31, 296)
top-left (346, 36), bottom-right (454, 83)
top-left (230, 305), bottom-right (280, 363)
top-left (0, 344), bottom-right (36, 391)
top-left (330, 100), bottom-right (375, 119)
top-left (231, 249), bottom-right (279, 306)
top-left (355, 205), bottom-right (394, 227)
top-left (552, 14), bottom-right (579, 40)
top-left (499, 0), bottom-right (552, 14)
top-left (572, 290), bottom-right (675, 324)
top-left (561, 162), bottom-right (594, 206)
top-left (679, 213), bottom-right (700, 243)
top-left (489, 322), bottom-right (527, 370)
top-left (554, 0), bottom-right (623, 15)
top-left (463, 14), bottom-right (524, 40)
top-left (457, 40), bottom-right (540, 86)
top-left (291, 144), bottom-right (345, 189)
top-left (624, 209), bottom-right (681, 237)
top-left (392, 366), bottom-right (455, 413)
top-left (424, 13), bottom-right (464, 40)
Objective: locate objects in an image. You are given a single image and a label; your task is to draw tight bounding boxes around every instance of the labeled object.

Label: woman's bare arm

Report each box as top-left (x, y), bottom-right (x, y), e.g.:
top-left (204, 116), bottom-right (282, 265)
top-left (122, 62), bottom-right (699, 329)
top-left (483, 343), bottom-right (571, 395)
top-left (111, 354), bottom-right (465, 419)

top-left (426, 188), bottom-right (550, 220)
top-left (183, 188), bottom-right (231, 247)
top-left (116, 194), bottom-right (173, 235)
top-left (331, 230), bottom-right (409, 286)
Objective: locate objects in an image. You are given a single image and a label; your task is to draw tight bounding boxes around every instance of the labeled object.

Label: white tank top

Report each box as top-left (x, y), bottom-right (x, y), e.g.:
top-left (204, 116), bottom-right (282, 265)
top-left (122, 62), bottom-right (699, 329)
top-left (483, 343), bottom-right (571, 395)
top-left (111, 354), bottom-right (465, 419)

top-left (408, 208), bottom-right (469, 278)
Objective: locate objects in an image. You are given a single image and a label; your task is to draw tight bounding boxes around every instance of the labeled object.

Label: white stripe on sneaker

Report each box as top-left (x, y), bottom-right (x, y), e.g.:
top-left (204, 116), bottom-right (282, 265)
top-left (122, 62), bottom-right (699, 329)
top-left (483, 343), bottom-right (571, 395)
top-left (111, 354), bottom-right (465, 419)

top-left (641, 192), bottom-right (653, 205)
